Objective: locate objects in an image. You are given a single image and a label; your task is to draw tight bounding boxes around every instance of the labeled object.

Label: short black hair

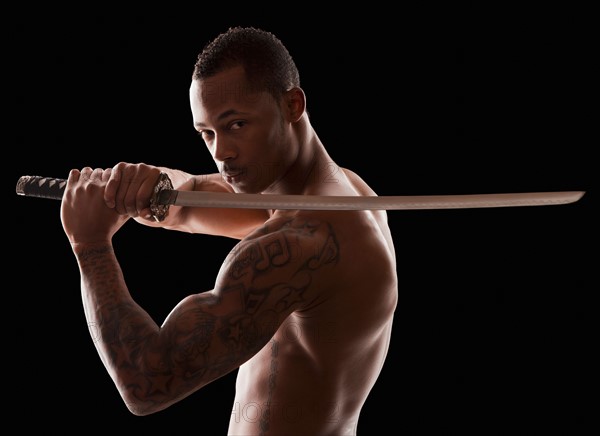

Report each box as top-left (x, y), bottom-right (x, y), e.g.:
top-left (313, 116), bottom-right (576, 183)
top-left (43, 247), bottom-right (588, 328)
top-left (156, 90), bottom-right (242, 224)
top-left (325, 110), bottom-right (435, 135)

top-left (192, 26), bottom-right (301, 99)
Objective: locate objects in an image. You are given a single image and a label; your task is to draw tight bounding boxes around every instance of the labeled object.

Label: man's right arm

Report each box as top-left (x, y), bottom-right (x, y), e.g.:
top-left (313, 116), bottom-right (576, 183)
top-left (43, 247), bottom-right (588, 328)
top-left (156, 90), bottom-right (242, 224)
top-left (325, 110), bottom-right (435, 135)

top-left (105, 162), bottom-right (269, 239)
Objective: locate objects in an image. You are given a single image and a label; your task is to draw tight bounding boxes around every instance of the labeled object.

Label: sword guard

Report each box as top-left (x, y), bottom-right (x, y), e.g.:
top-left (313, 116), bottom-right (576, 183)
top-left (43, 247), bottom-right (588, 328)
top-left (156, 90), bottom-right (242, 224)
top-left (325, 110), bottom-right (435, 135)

top-left (149, 172), bottom-right (173, 222)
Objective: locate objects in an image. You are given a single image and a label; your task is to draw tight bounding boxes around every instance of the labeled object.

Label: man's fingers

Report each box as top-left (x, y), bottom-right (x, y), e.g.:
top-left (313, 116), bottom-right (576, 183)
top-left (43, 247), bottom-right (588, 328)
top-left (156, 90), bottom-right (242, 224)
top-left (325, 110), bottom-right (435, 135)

top-left (105, 164), bottom-right (123, 208)
top-left (101, 168), bottom-right (112, 183)
top-left (121, 170), bottom-right (144, 217)
top-left (67, 168), bottom-right (81, 183)
top-left (137, 175), bottom-right (160, 219)
top-left (80, 166), bottom-right (94, 180)
top-left (69, 165), bottom-right (151, 218)
top-left (90, 167), bottom-right (104, 181)
top-left (107, 163), bottom-right (138, 214)
top-left (105, 163), bottom-right (159, 217)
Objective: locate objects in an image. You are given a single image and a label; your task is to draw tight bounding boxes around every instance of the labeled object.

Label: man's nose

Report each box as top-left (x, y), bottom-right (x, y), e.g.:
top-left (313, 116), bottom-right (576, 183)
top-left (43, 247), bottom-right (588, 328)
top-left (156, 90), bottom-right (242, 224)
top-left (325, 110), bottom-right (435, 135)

top-left (213, 136), bottom-right (237, 162)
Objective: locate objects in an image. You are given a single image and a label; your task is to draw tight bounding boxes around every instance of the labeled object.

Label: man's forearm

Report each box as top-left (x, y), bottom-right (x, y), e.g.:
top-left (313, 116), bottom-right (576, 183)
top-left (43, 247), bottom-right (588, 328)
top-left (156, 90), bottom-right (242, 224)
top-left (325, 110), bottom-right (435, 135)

top-left (74, 243), bottom-right (160, 403)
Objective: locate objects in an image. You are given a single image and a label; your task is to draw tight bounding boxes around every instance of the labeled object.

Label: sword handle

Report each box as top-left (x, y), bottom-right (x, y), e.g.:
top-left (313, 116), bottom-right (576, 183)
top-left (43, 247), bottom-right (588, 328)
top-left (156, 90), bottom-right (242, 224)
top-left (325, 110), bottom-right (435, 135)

top-left (16, 174), bottom-right (173, 222)
top-left (16, 175), bottom-right (66, 200)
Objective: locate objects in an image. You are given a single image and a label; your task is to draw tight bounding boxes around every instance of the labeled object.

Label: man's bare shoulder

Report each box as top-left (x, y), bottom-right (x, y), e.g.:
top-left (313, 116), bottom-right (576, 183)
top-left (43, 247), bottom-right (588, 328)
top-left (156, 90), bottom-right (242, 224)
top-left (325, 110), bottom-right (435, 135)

top-left (238, 212), bottom-right (340, 267)
top-left (212, 211), bottom-right (341, 317)
top-left (237, 209), bottom-right (394, 281)
top-left (340, 167), bottom-right (378, 196)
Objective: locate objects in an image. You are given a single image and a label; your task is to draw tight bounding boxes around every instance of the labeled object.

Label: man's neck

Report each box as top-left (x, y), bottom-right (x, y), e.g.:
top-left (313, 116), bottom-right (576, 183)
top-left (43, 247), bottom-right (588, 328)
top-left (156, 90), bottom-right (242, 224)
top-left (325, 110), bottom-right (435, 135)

top-left (263, 120), bottom-right (333, 196)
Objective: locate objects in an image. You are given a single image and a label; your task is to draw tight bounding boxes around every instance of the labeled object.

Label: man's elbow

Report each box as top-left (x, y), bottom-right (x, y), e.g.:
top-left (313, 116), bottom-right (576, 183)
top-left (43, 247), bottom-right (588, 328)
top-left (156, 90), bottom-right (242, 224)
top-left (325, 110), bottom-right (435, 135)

top-left (120, 391), bottom-right (175, 417)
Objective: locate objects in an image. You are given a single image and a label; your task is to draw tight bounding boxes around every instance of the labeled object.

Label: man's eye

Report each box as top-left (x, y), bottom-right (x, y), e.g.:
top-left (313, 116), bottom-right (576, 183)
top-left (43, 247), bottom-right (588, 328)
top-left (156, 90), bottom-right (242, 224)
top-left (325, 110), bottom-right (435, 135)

top-left (230, 121), bottom-right (246, 130)
top-left (199, 130), bottom-right (214, 140)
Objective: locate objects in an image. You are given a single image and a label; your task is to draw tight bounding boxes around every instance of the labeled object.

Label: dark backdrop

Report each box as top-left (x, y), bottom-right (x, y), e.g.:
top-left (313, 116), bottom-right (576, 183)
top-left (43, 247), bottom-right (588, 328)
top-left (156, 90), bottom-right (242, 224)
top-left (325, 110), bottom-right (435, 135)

top-left (9, 6), bottom-right (594, 434)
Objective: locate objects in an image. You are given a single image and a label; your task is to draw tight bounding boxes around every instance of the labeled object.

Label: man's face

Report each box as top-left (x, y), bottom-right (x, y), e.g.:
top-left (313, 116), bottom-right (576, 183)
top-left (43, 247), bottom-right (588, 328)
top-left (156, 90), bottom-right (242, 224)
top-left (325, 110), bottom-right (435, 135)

top-left (190, 66), bottom-right (293, 194)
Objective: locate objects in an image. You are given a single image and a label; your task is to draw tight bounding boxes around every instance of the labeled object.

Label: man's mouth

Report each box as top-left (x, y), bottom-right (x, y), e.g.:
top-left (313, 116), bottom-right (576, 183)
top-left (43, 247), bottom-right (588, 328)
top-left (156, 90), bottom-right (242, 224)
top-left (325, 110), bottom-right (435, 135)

top-left (222, 168), bottom-right (245, 182)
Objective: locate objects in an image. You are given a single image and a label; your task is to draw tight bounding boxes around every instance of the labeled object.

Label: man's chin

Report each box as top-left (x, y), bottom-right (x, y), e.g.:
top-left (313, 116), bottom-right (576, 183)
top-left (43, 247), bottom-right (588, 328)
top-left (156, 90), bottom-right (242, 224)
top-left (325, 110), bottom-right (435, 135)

top-left (229, 183), bottom-right (260, 195)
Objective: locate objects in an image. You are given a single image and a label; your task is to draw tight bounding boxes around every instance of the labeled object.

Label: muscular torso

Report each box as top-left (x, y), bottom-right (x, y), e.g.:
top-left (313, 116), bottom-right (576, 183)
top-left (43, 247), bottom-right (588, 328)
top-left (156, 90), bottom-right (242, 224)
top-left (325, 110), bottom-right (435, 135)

top-left (226, 170), bottom-right (398, 435)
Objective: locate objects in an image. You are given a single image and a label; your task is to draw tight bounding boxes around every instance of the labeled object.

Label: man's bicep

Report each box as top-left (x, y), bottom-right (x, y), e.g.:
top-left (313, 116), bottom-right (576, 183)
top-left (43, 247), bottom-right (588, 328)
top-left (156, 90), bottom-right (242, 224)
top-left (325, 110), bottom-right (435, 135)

top-left (158, 289), bottom-right (280, 379)
top-left (156, 219), bottom-right (340, 381)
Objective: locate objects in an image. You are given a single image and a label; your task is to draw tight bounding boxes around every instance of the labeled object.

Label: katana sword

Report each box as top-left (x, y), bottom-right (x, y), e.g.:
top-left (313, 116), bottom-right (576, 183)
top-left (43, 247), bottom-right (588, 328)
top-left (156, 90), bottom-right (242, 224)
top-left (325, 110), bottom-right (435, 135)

top-left (15, 174), bottom-right (586, 222)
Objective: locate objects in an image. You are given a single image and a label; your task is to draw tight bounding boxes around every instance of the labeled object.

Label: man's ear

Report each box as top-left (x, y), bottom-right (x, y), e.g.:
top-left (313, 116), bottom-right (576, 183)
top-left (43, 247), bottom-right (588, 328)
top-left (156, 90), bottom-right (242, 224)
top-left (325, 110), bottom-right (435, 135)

top-left (283, 87), bottom-right (306, 122)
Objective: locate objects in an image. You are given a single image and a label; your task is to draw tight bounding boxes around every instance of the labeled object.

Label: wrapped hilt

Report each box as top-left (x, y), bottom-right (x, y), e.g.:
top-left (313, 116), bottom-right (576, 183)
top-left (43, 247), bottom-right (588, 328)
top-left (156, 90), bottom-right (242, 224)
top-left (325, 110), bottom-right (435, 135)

top-left (16, 175), bottom-right (66, 200)
top-left (16, 173), bottom-right (173, 222)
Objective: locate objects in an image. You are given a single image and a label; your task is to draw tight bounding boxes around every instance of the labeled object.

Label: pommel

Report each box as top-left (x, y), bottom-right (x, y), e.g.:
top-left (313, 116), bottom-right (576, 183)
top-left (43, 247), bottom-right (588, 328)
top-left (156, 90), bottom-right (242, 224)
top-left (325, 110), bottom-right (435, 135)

top-left (15, 175), bottom-right (31, 196)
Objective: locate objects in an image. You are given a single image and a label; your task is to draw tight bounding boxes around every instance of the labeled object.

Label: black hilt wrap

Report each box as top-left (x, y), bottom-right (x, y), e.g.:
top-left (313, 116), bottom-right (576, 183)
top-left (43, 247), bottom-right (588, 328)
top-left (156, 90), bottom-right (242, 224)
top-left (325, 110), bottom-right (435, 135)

top-left (16, 174), bottom-right (173, 222)
top-left (16, 175), bottom-right (66, 200)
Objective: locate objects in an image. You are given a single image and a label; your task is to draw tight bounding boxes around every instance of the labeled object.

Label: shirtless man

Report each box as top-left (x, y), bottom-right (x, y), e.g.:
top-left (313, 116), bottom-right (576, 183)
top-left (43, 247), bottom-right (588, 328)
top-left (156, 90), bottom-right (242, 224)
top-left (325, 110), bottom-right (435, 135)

top-left (60, 26), bottom-right (398, 435)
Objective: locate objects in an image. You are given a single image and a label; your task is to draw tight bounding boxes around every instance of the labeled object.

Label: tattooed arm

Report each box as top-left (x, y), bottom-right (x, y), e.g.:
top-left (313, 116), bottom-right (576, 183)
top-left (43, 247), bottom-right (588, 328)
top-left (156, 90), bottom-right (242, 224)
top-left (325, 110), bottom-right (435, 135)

top-left (74, 241), bottom-right (260, 416)
top-left (61, 168), bottom-right (337, 415)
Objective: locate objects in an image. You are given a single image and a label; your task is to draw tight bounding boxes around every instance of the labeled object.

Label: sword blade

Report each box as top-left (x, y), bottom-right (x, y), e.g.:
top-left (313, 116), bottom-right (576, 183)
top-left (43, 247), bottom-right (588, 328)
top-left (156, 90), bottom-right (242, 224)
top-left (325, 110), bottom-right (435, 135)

top-left (159, 189), bottom-right (585, 210)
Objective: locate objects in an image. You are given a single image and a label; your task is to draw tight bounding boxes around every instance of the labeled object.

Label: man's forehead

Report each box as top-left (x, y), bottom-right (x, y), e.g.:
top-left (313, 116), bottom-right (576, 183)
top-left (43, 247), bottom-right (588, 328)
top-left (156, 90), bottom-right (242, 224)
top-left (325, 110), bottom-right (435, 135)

top-left (197, 81), bottom-right (262, 103)
top-left (190, 77), bottom-right (270, 109)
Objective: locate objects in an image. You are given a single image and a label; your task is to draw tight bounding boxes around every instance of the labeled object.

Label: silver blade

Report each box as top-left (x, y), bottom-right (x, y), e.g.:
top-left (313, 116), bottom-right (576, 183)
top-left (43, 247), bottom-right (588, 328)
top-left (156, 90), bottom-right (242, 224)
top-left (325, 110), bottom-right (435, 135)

top-left (158, 189), bottom-right (586, 211)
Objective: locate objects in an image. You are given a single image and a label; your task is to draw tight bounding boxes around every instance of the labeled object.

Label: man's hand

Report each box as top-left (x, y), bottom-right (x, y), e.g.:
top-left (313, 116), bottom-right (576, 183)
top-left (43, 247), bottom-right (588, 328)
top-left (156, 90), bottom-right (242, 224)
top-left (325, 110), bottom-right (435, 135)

top-left (61, 167), bottom-right (130, 245)
top-left (105, 162), bottom-right (164, 220)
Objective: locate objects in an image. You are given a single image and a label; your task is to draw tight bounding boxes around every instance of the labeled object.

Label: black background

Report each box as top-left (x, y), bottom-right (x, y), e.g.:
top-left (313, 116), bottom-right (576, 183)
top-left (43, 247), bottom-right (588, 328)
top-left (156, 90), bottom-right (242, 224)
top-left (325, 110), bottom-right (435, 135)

top-left (9, 6), bottom-right (594, 434)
